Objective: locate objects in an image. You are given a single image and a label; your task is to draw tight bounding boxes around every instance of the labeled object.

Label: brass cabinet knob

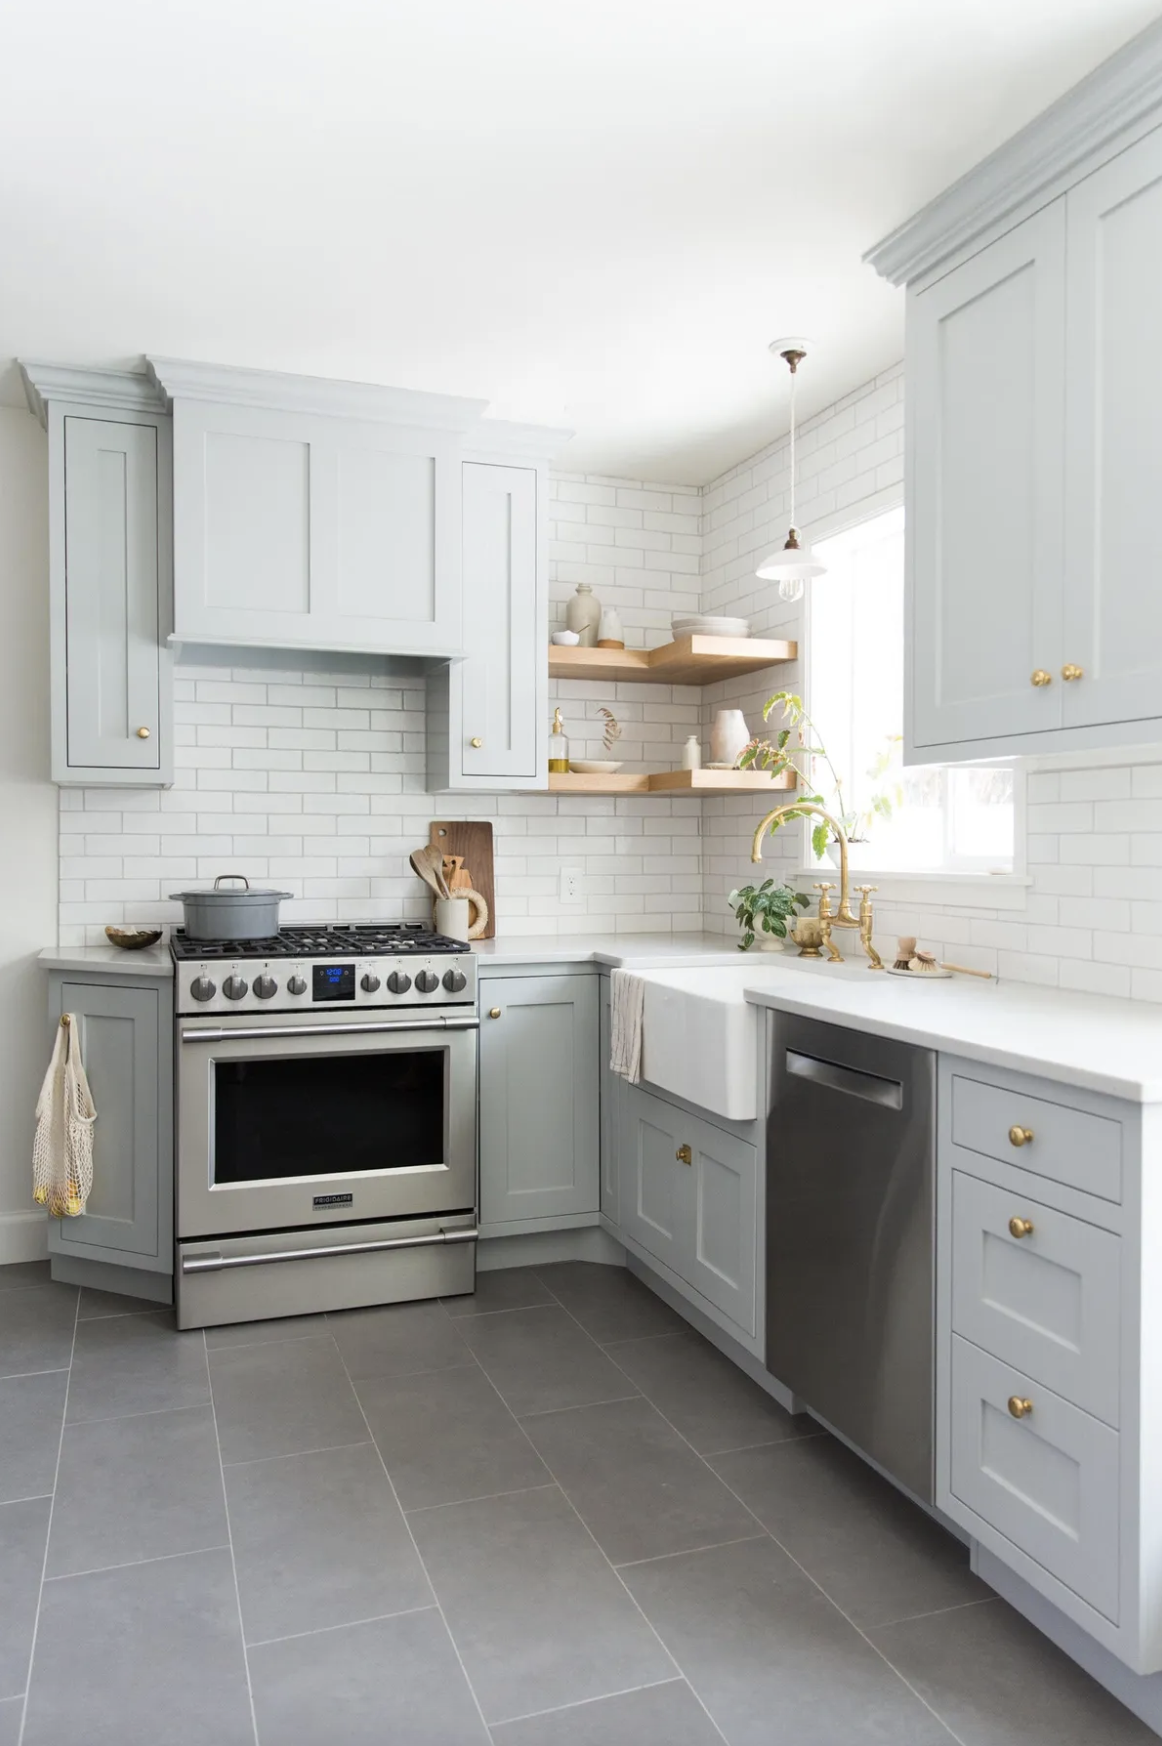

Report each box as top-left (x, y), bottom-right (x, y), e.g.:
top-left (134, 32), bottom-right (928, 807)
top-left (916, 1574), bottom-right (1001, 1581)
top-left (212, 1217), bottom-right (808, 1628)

top-left (676, 1144), bottom-right (693, 1165)
top-left (1008, 1216), bottom-right (1035, 1239)
top-left (1008, 1396), bottom-right (1034, 1420)
top-left (1062, 664), bottom-right (1084, 681)
top-left (470, 737), bottom-right (483, 749)
top-left (488, 1007), bottom-right (501, 1019)
top-left (1008, 1125), bottom-right (1034, 1147)
top-left (136, 726), bottom-right (151, 739)
top-left (1030, 670), bottom-right (1052, 687)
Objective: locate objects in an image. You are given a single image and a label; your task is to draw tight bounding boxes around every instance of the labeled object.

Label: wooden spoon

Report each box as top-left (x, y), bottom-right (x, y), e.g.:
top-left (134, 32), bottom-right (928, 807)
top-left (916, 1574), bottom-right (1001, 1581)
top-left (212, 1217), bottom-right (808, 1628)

top-left (409, 848), bottom-right (445, 900)
top-left (417, 843), bottom-right (452, 899)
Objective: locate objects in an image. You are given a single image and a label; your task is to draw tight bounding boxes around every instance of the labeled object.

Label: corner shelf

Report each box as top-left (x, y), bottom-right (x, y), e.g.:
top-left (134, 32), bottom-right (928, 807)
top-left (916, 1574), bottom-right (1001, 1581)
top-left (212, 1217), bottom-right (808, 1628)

top-left (548, 634), bottom-right (797, 687)
top-left (548, 770), bottom-right (797, 797)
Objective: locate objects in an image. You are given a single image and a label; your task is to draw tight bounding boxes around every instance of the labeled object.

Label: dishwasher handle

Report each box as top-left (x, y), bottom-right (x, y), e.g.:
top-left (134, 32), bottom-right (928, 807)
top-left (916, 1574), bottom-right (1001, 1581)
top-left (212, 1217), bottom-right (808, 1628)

top-left (784, 1048), bottom-right (904, 1110)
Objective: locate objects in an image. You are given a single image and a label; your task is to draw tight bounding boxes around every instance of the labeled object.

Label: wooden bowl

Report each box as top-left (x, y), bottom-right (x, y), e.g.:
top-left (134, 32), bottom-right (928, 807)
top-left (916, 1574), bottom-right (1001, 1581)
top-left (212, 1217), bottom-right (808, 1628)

top-left (105, 926), bottom-right (163, 951)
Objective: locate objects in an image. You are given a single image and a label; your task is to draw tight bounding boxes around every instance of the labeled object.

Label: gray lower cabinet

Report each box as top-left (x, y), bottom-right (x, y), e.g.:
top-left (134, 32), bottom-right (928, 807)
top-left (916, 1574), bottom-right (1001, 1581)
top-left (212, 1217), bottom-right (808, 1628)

top-left (479, 972), bottom-right (599, 1229)
top-left (619, 1081), bottom-right (758, 1339)
top-left (46, 974), bottom-right (173, 1286)
top-left (598, 975), bottom-right (620, 1224)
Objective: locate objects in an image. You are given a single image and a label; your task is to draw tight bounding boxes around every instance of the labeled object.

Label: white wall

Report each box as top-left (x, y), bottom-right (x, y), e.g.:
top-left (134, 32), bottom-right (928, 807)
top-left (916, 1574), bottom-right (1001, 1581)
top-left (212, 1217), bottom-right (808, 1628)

top-left (0, 407), bottom-right (57, 1260)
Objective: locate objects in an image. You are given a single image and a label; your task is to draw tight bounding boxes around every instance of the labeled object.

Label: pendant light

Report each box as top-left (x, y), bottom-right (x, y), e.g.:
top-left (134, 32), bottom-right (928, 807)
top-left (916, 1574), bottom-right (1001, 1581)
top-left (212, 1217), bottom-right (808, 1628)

top-left (755, 338), bottom-right (826, 602)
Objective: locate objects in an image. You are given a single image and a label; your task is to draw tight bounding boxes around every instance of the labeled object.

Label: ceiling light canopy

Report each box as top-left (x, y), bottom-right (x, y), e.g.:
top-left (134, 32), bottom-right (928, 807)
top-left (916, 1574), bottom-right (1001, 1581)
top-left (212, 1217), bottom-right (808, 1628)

top-left (755, 338), bottom-right (826, 601)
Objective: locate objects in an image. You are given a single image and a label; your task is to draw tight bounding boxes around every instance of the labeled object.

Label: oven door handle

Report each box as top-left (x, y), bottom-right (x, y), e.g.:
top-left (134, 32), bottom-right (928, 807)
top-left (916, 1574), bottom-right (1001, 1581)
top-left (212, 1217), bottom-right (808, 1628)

top-left (180, 1016), bottom-right (479, 1043)
top-left (181, 1226), bottom-right (479, 1274)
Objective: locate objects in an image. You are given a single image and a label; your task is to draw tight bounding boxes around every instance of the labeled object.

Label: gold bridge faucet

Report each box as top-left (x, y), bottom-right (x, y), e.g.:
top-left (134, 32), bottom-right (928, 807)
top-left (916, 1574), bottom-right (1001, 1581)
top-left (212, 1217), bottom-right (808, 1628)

top-left (750, 802), bottom-right (884, 970)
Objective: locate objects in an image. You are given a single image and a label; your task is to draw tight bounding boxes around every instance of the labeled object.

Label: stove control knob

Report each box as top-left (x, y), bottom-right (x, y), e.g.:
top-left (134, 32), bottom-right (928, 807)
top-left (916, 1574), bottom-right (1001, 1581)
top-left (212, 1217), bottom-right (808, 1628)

top-left (387, 971), bottom-right (412, 995)
top-left (416, 970), bottom-right (440, 994)
top-left (443, 968), bottom-right (468, 993)
top-left (253, 974), bottom-right (278, 1000)
top-left (223, 975), bottom-right (249, 1001)
top-left (190, 975), bottom-right (216, 1003)
top-left (361, 972), bottom-right (381, 993)
top-left (286, 975), bottom-right (308, 996)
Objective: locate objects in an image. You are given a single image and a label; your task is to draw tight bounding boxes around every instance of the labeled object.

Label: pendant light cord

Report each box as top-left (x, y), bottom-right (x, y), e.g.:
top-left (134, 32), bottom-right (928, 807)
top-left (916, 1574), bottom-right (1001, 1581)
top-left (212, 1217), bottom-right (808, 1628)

top-left (788, 362), bottom-right (797, 534)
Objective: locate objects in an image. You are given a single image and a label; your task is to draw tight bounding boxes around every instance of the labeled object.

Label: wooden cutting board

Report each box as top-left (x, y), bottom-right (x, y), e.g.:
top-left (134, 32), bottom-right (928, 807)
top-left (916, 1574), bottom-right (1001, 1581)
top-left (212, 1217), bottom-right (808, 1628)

top-left (428, 821), bottom-right (495, 939)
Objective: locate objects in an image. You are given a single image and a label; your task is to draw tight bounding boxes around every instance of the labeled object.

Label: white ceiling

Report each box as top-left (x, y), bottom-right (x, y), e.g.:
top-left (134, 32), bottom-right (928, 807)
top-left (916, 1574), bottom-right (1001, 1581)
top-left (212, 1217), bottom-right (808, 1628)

top-left (2, 1), bottom-right (1157, 483)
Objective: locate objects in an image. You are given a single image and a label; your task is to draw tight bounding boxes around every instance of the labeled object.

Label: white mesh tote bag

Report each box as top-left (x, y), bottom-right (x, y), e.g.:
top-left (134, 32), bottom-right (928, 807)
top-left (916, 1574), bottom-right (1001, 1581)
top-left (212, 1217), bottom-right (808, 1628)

top-left (33, 1014), bottom-right (96, 1218)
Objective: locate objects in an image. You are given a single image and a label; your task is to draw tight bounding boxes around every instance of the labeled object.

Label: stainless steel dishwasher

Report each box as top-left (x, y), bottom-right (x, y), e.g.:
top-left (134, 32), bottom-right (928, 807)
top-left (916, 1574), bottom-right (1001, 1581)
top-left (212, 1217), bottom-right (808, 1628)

top-left (766, 1011), bottom-right (936, 1501)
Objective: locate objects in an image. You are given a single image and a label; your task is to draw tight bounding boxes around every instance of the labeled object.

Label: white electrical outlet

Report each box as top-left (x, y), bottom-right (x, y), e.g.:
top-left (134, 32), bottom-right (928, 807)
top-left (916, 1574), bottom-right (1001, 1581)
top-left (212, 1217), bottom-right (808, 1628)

top-left (559, 866), bottom-right (584, 904)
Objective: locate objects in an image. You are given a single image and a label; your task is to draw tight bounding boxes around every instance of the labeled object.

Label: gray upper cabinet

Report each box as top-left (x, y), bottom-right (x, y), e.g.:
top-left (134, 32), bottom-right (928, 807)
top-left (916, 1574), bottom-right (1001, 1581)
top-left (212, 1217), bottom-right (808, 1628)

top-left (22, 365), bottom-right (173, 786)
top-left (869, 42), bottom-right (1162, 764)
top-left (479, 972), bottom-right (599, 1230)
top-left (908, 205), bottom-right (1066, 758)
top-left (427, 453), bottom-right (547, 790)
top-left (150, 357), bottom-right (488, 660)
top-left (46, 974), bottom-right (173, 1278)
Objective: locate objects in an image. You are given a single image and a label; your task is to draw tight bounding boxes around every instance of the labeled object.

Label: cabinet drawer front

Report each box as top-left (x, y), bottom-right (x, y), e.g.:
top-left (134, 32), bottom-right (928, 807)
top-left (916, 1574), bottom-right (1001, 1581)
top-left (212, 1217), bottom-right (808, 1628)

top-left (951, 1172), bottom-right (1120, 1425)
top-left (950, 1073), bottom-right (1121, 1202)
top-left (950, 1336), bottom-right (1119, 1623)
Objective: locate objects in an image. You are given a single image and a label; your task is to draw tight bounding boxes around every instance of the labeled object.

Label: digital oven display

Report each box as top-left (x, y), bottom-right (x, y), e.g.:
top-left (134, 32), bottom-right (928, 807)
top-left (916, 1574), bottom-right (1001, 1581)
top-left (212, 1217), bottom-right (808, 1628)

top-left (312, 964), bottom-right (356, 1002)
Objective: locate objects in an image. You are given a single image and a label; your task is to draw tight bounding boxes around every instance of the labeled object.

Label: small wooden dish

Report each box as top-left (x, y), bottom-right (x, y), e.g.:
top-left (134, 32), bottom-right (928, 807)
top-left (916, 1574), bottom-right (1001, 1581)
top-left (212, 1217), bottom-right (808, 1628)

top-left (105, 926), bottom-right (163, 951)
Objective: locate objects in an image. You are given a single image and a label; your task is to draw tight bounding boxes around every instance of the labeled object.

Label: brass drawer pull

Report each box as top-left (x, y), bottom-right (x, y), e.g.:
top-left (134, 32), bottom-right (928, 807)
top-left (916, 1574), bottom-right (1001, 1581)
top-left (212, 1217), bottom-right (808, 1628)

top-left (1008, 1396), bottom-right (1034, 1420)
top-left (470, 737), bottom-right (483, 748)
top-left (1008, 1216), bottom-right (1035, 1239)
top-left (1062, 664), bottom-right (1084, 681)
top-left (136, 726), bottom-right (151, 739)
top-left (676, 1144), bottom-right (692, 1165)
top-left (1030, 670), bottom-right (1052, 688)
top-left (1008, 1125), bottom-right (1034, 1147)
top-left (488, 1007), bottom-right (501, 1019)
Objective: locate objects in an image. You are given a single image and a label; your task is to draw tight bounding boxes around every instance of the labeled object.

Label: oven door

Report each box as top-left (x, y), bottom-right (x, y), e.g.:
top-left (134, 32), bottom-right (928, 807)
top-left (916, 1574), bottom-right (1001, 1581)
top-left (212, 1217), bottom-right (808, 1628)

top-left (176, 1010), bottom-right (478, 1240)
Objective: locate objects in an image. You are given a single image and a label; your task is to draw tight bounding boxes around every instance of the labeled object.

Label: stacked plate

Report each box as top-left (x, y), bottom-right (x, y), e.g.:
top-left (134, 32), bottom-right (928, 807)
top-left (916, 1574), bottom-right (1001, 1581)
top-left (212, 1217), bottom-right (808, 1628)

top-left (671, 615), bottom-right (751, 639)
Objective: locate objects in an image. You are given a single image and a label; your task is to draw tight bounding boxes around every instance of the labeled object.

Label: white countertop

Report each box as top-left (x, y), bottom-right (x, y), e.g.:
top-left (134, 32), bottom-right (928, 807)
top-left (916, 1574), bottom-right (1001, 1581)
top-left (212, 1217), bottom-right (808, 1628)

top-left (39, 945), bottom-right (174, 977)
top-left (742, 965), bottom-right (1162, 1103)
top-left (472, 933), bottom-right (744, 969)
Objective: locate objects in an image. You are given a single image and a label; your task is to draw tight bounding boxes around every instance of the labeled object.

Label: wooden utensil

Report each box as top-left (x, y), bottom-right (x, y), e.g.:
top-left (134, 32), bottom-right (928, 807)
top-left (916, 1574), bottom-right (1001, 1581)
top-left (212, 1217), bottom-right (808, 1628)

top-left (409, 847), bottom-right (448, 901)
top-left (429, 821), bottom-right (495, 939)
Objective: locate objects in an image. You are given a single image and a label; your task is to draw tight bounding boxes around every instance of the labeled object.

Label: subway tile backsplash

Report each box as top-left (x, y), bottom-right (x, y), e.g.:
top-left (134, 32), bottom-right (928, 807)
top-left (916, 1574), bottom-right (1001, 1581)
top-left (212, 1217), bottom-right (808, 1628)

top-left (57, 395), bottom-right (1162, 1001)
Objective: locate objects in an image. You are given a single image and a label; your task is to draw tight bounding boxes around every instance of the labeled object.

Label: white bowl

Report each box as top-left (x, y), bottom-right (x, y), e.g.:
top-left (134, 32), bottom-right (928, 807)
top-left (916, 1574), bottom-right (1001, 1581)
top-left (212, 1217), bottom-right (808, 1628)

top-left (551, 630), bottom-right (580, 646)
top-left (568, 760), bottom-right (624, 774)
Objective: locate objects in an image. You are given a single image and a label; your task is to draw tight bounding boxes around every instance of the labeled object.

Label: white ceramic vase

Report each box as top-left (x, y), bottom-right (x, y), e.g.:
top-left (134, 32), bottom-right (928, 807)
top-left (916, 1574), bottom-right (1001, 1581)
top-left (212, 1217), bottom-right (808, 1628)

top-left (710, 707), bottom-right (750, 767)
top-left (566, 584), bottom-right (602, 648)
top-left (756, 933), bottom-right (786, 952)
top-left (681, 734), bottom-right (702, 771)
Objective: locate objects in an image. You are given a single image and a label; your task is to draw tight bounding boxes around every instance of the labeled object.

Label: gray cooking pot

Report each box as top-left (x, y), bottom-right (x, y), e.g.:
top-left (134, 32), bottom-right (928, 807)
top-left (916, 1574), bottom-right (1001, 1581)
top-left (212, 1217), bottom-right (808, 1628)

top-left (169, 874), bottom-right (293, 941)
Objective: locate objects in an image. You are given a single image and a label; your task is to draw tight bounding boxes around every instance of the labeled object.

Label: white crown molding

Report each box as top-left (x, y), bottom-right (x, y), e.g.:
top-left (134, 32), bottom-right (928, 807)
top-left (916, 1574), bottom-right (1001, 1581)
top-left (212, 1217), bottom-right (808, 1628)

top-left (466, 419), bottom-right (575, 461)
top-left (146, 355), bottom-right (489, 432)
top-left (19, 361), bottom-right (165, 427)
top-left (865, 18), bottom-right (1162, 286)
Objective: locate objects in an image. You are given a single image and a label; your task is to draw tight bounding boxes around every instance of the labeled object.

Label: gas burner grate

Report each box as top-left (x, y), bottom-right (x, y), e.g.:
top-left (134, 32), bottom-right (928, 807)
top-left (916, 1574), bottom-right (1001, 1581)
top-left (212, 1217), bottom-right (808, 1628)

top-left (171, 922), bottom-right (467, 961)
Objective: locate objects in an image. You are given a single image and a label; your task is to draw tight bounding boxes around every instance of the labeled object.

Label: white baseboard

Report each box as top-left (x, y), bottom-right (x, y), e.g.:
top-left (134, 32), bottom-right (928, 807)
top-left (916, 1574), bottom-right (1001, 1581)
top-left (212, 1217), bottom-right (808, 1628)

top-left (0, 1210), bottom-right (49, 1265)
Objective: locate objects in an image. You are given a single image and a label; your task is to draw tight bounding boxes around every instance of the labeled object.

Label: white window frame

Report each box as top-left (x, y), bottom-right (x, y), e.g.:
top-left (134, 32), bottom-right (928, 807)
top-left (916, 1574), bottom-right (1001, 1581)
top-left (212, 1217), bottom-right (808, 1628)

top-left (794, 491), bottom-right (1029, 901)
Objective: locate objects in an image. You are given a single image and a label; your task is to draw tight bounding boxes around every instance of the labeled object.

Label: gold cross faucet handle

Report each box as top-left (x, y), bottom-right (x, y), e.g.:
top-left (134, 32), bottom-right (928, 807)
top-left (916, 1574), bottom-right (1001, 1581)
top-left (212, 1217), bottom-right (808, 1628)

top-left (813, 881), bottom-right (835, 919)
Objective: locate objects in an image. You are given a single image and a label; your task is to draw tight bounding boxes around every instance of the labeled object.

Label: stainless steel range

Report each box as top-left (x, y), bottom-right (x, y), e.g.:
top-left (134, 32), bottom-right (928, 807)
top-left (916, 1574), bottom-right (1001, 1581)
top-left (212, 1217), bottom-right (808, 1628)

top-left (174, 924), bottom-right (478, 1331)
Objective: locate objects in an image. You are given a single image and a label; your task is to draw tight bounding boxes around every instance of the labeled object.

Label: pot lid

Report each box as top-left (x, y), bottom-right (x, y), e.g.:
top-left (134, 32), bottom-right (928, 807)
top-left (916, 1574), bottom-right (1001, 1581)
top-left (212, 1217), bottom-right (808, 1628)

top-left (168, 874), bottom-right (294, 901)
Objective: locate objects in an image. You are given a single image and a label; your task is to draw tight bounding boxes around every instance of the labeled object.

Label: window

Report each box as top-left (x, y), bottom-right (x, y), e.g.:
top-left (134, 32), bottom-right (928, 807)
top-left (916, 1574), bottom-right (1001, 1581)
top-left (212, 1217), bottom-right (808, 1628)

top-left (804, 506), bottom-right (1015, 875)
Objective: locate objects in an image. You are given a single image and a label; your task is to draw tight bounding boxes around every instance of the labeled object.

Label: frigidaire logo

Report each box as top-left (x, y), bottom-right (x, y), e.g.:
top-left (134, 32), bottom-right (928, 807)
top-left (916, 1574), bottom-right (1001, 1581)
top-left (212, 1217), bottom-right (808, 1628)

top-left (313, 1193), bottom-right (354, 1209)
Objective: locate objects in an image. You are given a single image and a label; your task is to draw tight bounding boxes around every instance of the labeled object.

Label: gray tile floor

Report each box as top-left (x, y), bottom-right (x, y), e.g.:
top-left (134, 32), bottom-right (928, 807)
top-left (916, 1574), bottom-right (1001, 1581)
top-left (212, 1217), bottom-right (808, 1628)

top-left (0, 1257), bottom-right (1156, 1745)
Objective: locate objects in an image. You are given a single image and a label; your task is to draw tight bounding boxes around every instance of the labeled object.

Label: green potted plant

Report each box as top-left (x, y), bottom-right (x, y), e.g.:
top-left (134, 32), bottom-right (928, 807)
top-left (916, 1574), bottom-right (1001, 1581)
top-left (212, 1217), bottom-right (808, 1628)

top-left (727, 879), bottom-right (811, 951)
top-left (738, 690), bottom-right (903, 860)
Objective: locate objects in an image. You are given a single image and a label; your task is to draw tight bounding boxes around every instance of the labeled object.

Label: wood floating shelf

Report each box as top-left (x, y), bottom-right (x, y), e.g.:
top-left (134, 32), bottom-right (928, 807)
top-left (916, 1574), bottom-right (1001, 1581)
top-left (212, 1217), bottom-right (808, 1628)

top-left (548, 634), bottom-right (797, 687)
top-left (548, 769), bottom-right (797, 797)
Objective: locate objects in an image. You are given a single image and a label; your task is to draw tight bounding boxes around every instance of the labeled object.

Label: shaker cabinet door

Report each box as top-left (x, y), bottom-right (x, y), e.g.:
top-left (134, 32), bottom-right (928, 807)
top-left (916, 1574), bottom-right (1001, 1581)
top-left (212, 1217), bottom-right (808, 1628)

top-left (1063, 127), bottom-right (1162, 730)
top-left (47, 980), bottom-right (172, 1271)
top-left (171, 400), bottom-right (463, 656)
top-left (458, 462), bottom-right (540, 781)
top-left (57, 415), bottom-right (170, 783)
top-left (479, 974), bottom-right (599, 1227)
top-left (908, 203), bottom-right (1066, 755)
